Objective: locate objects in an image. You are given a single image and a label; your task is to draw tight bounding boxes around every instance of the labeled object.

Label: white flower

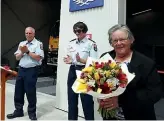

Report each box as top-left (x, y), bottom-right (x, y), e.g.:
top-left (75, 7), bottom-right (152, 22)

top-left (106, 78), bottom-right (119, 87)
top-left (87, 80), bottom-right (95, 87)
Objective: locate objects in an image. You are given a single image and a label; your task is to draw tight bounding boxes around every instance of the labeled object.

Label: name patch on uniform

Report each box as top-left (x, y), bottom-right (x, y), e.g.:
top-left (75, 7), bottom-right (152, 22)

top-left (40, 44), bottom-right (43, 50)
top-left (93, 44), bottom-right (97, 51)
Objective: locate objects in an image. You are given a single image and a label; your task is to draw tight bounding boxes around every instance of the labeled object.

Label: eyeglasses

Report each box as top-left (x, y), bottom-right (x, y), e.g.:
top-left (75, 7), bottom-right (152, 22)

top-left (111, 38), bottom-right (127, 44)
top-left (26, 33), bottom-right (32, 34)
top-left (73, 29), bottom-right (82, 33)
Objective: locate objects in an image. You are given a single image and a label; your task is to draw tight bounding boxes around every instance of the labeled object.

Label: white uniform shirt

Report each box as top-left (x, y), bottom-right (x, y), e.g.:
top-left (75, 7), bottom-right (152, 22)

top-left (14, 38), bottom-right (44, 68)
top-left (67, 37), bottom-right (98, 65)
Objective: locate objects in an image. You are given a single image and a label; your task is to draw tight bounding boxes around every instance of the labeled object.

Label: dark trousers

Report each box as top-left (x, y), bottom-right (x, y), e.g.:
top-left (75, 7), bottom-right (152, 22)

top-left (14, 66), bottom-right (38, 116)
top-left (67, 65), bottom-right (94, 120)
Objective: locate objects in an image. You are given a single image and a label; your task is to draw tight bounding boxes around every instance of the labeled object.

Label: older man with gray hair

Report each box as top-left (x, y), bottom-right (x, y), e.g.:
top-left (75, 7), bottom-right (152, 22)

top-left (7, 27), bottom-right (44, 120)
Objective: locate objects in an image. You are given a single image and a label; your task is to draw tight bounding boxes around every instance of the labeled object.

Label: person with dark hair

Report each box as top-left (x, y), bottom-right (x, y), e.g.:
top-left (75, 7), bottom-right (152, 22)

top-left (63, 21), bottom-right (98, 120)
top-left (99, 24), bottom-right (162, 120)
top-left (73, 21), bottom-right (88, 33)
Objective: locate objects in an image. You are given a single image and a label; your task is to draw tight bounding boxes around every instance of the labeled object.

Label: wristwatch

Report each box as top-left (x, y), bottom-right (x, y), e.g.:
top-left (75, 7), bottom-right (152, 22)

top-left (26, 51), bottom-right (30, 54)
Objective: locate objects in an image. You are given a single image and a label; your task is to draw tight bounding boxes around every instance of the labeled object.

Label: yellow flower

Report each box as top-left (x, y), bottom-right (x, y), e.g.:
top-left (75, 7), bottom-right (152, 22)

top-left (77, 83), bottom-right (87, 92)
top-left (108, 82), bottom-right (114, 88)
top-left (82, 67), bottom-right (93, 73)
top-left (97, 88), bottom-right (102, 93)
top-left (78, 79), bottom-right (86, 84)
top-left (114, 69), bottom-right (120, 74)
top-left (109, 62), bottom-right (116, 68)
top-left (94, 72), bottom-right (100, 80)
top-left (105, 71), bottom-right (111, 77)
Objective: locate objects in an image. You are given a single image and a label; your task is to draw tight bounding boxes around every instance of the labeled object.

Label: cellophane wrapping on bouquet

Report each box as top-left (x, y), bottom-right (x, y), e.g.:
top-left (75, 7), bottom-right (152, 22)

top-left (72, 53), bottom-right (135, 118)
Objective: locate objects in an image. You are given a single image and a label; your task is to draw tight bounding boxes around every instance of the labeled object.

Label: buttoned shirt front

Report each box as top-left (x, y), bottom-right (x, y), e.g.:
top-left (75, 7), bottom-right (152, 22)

top-left (14, 38), bottom-right (44, 68)
top-left (67, 37), bottom-right (98, 65)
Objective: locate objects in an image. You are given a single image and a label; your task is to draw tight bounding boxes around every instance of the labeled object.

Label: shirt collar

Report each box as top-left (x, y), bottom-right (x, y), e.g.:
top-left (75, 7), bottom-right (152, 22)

top-left (76, 36), bottom-right (87, 44)
top-left (26, 38), bottom-right (36, 45)
top-left (115, 52), bottom-right (133, 64)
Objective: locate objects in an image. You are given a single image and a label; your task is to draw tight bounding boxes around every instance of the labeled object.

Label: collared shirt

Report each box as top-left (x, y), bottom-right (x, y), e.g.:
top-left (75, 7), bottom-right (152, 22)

top-left (14, 38), bottom-right (44, 68)
top-left (67, 37), bottom-right (98, 65)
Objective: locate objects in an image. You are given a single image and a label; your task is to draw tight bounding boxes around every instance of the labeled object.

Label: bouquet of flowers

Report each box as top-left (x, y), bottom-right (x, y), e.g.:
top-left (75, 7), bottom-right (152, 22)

top-left (72, 53), bottom-right (135, 118)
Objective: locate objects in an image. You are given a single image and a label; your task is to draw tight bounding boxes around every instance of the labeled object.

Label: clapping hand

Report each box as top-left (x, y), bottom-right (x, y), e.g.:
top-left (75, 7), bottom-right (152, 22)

top-left (76, 52), bottom-right (81, 62)
top-left (19, 45), bottom-right (29, 53)
top-left (63, 55), bottom-right (72, 64)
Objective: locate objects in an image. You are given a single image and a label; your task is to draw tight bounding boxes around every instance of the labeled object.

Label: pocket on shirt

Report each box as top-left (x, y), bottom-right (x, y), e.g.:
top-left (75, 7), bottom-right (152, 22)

top-left (29, 47), bottom-right (36, 53)
top-left (81, 48), bottom-right (90, 59)
top-left (82, 48), bottom-right (90, 53)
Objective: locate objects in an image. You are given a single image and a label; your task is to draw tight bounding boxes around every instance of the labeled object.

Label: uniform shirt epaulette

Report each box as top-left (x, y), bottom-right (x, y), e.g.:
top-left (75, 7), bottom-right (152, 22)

top-left (37, 39), bottom-right (41, 42)
top-left (88, 38), bottom-right (96, 43)
top-left (70, 38), bottom-right (76, 42)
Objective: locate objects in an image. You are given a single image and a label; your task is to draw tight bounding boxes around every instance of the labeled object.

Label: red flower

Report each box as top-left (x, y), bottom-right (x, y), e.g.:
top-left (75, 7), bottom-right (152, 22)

top-left (117, 73), bottom-right (127, 83)
top-left (99, 82), bottom-right (110, 94)
top-left (108, 60), bottom-right (112, 64)
top-left (95, 64), bottom-right (102, 69)
top-left (80, 72), bottom-right (85, 79)
top-left (119, 83), bottom-right (127, 88)
top-left (95, 62), bottom-right (99, 65)
top-left (95, 65), bottom-right (98, 69)
top-left (104, 82), bottom-right (108, 87)
top-left (101, 62), bottom-right (105, 68)
top-left (120, 80), bottom-right (128, 84)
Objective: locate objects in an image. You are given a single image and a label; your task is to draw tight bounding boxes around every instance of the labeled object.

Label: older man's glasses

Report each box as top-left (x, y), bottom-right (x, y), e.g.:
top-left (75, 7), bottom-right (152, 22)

top-left (26, 33), bottom-right (32, 34)
top-left (111, 38), bottom-right (127, 44)
top-left (73, 29), bottom-right (82, 33)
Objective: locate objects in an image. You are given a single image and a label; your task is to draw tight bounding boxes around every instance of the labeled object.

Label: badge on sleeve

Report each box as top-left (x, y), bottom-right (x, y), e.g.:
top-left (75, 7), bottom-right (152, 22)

top-left (93, 44), bottom-right (97, 51)
top-left (40, 43), bottom-right (43, 50)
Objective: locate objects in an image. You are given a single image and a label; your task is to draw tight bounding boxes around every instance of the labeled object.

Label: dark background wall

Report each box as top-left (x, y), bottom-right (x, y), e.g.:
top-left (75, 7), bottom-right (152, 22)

top-left (127, 0), bottom-right (164, 70)
top-left (1, 0), bottom-right (61, 69)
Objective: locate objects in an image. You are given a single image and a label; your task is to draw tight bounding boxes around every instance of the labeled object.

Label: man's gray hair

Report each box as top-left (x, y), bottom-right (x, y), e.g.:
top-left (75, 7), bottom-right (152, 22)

top-left (108, 24), bottom-right (135, 44)
top-left (25, 27), bottom-right (35, 33)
